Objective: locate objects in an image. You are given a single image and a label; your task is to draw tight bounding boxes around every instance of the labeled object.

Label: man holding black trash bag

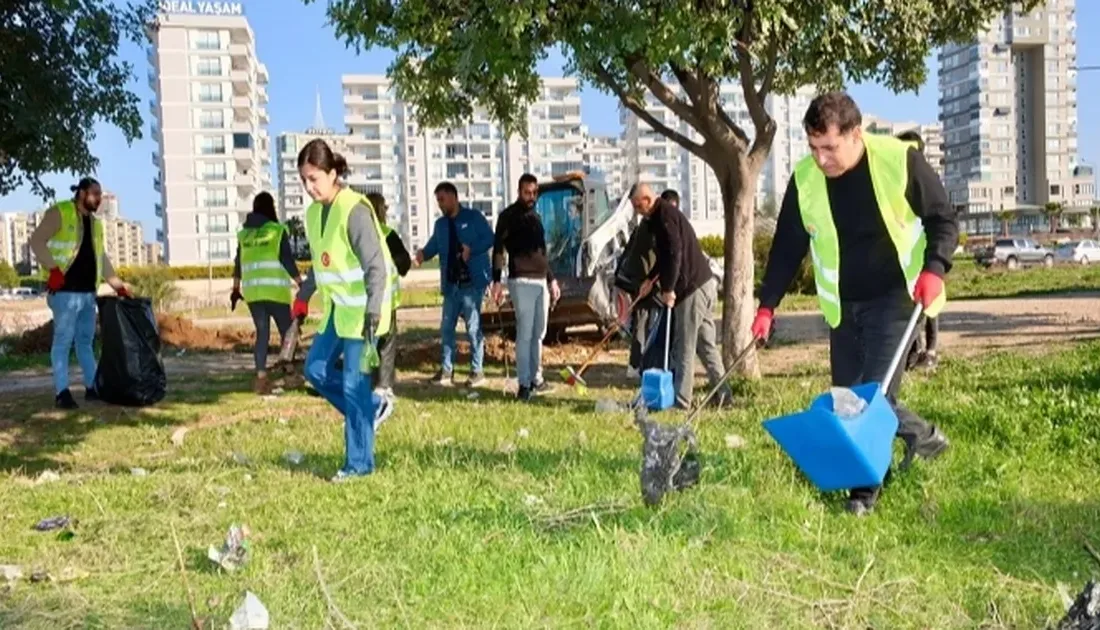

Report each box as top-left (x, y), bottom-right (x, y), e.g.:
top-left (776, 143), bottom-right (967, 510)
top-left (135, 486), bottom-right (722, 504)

top-left (29, 177), bottom-right (132, 409)
top-left (753, 92), bottom-right (955, 516)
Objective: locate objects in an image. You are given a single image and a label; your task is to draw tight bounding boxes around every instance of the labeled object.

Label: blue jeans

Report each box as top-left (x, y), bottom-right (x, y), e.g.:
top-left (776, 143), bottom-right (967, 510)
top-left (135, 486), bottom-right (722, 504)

top-left (507, 278), bottom-right (548, 388)
top-left (440, 285), bottom-right (485, 374)
top-left (305, 314), bottom-right (379, 475)
top-left (48, 291), bottom-right (98, 395)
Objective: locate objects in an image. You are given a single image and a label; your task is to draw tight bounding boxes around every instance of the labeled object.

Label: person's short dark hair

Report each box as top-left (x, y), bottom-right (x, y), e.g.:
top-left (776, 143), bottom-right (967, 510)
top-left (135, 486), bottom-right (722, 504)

top-left (365, 192), bottom-right (387, 225)
top-left (803, 92), bottom-right (863, 135)
top-left (434, 181), bottom-right (458, 197)
top-left (518, 173), bottom-right (537, 187)
top-left (297, 138), bottom-right (348, 177)
top-left (660, 189), bottom-right (680, 205)
top-left (252, 191), bottom-right (278, 222)
top-left (896, 130), bottom-right (925, 152)
top-left (70, 177), bottom-right (99, 194)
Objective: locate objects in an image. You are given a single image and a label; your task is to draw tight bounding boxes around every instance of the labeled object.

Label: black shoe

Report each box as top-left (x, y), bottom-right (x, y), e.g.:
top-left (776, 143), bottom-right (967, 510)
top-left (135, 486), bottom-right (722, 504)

top-left (901, 425), bottom-right (950, 469)
top-left (55, 389), bottom-right (79, 410)
top-left (846, 486), bottom-right (881, 516)
top-left (430, 370), bottom-right (454, 387)
top-left (466, 372), bottom-right (487, 388)
top-left (84, 387), bottom-right (100, 402)
top-left (532, 379), bottom-right (552, 394)
top-left (517, 385), bottom-right (532, 402)
top-left (916, 351), bottom-right (939, 370)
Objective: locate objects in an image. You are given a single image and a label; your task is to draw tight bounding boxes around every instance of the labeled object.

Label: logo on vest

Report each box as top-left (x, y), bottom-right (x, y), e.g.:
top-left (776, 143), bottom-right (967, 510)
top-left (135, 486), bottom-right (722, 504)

top-left (805, 223), bottom-right (818, 239)
top-left (321, 252), bottom-right (331, 267)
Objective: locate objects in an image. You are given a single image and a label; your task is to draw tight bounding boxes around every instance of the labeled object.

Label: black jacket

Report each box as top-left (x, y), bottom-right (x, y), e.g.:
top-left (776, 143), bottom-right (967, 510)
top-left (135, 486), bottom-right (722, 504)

top-left (758, 147), bottom-right (957, 309)
top-left (650, 198), bottom-right (713, 300)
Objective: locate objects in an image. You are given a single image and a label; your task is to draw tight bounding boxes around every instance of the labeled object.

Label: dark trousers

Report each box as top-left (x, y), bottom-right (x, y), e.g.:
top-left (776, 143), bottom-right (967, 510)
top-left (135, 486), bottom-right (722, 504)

top-left (373, 308), bottom-right (398, 390)
top-left (249, 300), bottom-right (293, 372)
top-left (830, 290), bottom-right (934, 492)
top-left (628, 304), bottom-right (668, 371)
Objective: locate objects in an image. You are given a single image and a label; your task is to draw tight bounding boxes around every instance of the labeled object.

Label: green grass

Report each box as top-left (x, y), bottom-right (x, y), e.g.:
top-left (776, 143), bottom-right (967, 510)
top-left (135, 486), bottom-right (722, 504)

top-left (2, 340), bottom-right (1099, 628)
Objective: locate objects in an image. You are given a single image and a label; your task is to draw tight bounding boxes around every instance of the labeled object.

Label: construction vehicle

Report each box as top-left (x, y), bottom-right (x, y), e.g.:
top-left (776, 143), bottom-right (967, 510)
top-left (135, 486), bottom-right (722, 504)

top-left (489, 170), bottom-right (635, 340)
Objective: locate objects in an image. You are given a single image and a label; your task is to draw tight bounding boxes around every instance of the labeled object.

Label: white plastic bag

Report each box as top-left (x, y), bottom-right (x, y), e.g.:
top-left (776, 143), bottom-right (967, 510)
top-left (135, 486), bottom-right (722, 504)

top-left (830, 387), bottom-right (867, 418)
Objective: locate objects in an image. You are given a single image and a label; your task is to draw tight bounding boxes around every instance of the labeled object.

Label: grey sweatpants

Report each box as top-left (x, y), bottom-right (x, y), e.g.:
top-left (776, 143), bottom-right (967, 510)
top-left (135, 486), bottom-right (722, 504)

top-left (507, 278), bottom-right (549, 388)
top-left (670, 278), bottom-right (727, 408)
top-left (249, 300), bottom-right (293, 372)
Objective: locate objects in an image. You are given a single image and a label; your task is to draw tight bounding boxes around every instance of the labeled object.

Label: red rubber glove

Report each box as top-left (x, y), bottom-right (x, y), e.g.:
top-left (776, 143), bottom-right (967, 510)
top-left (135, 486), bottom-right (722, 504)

top-left (912, 271), bottom-right (945, 315)
top-left (47, 267), bottom-right (65, 292)
top-left (751, 307), bottom-right (774, 341)
top-left (292, 298), bottom-right (309, 320)
top-left (115, 286), bottom-right (132, 299)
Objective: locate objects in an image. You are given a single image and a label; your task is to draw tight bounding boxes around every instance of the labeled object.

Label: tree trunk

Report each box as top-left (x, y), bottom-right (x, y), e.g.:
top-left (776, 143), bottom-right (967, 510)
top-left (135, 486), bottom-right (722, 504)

top-left (717, 159), bottom-right (761, 379)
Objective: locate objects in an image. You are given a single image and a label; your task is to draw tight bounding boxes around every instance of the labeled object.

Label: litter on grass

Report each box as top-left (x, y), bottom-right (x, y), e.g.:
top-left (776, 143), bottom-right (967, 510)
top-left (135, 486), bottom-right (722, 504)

top-left (208, 524), bottom-right (251, 572)
top-left (1057, 580), bottom-right (1100, 629)
top-left (33, 515), bottom-right (71, 531)
top-left (228, 591), bottom-right (269, 630)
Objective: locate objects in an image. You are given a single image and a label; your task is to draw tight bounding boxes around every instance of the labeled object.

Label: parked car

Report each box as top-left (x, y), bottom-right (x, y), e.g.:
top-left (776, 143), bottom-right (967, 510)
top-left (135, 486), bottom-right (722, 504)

top-left (1054, 239), bottom-right (1100, 265)
top-left (976, 238), bottom-right (1054, 270)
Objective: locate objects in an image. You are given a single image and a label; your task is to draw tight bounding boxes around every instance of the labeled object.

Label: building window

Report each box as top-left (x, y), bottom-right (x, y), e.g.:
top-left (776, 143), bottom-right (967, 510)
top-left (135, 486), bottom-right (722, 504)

top-left (411, 225), bottom-right (419, 237)
top-left (199, 110), bottom-right (224, 129)
top-left (202, 162), bottom-right (227, 181)
top-left (204, 189), bottom-right (229, 208)
top-left (232, 133), bottom-right (252, 150)
top-left (1051, 185), bottom-right (1061, 196)
top-left (210, 240), bottom-right (231, 260)
top-left (198, 84), bottom-right (223, 103)
top-left (200, 136), bottom-right (226, 155)
top-left (197, 58), bottom-right (222, 76)
top-left (194, 31), bottom-right (221, 51)
top-left (410, 203), bottom-right (418, 217)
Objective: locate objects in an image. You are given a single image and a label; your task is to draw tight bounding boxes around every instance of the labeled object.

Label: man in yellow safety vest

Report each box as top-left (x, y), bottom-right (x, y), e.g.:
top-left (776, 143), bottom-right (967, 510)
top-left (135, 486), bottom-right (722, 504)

top-left (753, 92), bottom-right (958, 516)
top-left (29, 177), bottom-right (131, 409)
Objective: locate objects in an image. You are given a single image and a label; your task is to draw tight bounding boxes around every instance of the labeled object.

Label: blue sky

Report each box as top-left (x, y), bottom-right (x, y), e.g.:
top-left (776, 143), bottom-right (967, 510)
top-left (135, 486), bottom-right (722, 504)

top-left (3, 0), bottom-right (1099, 241)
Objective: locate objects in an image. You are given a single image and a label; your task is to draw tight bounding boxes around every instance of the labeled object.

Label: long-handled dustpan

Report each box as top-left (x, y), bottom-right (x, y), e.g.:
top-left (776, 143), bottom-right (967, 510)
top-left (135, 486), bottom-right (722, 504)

top-left (761, 304), bottom-right (924, 492)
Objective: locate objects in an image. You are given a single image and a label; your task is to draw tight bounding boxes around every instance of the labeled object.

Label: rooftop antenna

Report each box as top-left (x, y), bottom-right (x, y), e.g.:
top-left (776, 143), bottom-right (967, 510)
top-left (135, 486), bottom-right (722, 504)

top-left (306, 86), bottom-right (332, 135)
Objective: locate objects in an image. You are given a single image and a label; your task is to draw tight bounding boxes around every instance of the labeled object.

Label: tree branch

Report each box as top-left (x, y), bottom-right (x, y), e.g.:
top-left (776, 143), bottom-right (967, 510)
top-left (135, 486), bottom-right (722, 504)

top-left (756, 38), bottom-right (779, 103)
top-left (735, 15), bottom-right (773, 137)
top-left (592, 63), bottom-right (708, 161)
top-left (625, 57), bottom-right (702, 130)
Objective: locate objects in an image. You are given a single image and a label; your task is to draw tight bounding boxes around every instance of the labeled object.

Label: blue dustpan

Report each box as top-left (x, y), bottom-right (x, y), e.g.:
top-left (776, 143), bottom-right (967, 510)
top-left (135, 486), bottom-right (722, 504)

top-left (762, 305), bottom-right (924, 492)
top-left (641, 305), bottom-right (675, 411)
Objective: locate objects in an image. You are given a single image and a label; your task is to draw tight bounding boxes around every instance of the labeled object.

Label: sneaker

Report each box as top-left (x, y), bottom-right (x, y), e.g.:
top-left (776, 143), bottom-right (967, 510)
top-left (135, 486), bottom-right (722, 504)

top-left (916, 351), bottom-right (939, 371)
top-left (430, 370), bottom-right (454, 387)
top-left (532, 379), bottom-right (553, 394)
top-left (900, 425), bottom-right (950, 470)
top-left (373, 387), bottom-right (395, 400)
top-left (845, 486), bottom-right (881, 517)
top-left (329, 469), bottom-right (370, 483)
top-left (373, 395), bottom-right (394, 431)
top-left (626, 366), bottom-right (641, 379)
top-left (466, 372), bottom-right (487, 388)
top-left (516, 385), bottom-right (532, 402)
top-left (55, 389), bottom-right (79, 410)
top-left (84, 387), bottom-right (100, 402)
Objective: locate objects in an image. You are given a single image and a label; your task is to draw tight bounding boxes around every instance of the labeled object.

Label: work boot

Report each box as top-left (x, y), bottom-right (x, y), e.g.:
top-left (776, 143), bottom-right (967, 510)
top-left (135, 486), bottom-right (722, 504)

top-left (430, 370), bottom-right (454, 387)
top-left (84, 387), bottom-right (101, 402)
top-left (516, 385), bottom-right (533, 402)
top-left (55, 389), bottom-right (79, 410)
top-left (252, 374), bottom-right (271, 395)
top-left (466, 372), bottom-right (486, 388)
top-left (845, 485), bottom-right (881, 517)
top-left (900, 425), bottom-right (950, 470)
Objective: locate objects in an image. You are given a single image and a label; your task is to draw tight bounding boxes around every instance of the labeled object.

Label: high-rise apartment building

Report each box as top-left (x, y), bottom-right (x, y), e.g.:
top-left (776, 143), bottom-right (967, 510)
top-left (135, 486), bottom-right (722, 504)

top-left (582, 132), bottom-right (626, 201)
top-left (862, 115), bottom-right (946, 179)
top-left (149, 1), bottom-right (271, 266)
top-left (341, 75), bottom-right (588, 251)
top-left (0, 213), bottom-right (13, 266)
top-left (1, 212), bottom-right (43, 273)
top-left (144, 242), bottom-right (165, 265)
top-left (939, 0), bottom-right (1093, 230)
top-left (277, 93), bottom-right (354, 223)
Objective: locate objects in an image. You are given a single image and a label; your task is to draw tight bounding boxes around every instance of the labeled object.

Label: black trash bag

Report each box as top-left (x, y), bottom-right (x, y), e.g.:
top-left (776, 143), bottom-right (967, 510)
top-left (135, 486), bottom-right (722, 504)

top-left (1058, 581), bottom-right (1100, 630)
top-left (636, 406), bottom-right (701, 507)
top-left (93, 297), bottom-right (167, 406)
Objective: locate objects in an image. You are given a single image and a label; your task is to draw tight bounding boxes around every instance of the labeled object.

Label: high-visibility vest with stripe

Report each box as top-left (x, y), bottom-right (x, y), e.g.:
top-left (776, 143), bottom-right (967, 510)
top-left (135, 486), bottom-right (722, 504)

top-left (237, 222), bottom-right (293, 304)
top-left (794, 133), bottom-right (945, 328)
top-left (47, 200), bottom-right (105, 285)
top-left (380, 223), bottom-right (402, 309)
top-left (304, 187), bottom-right (396, 341)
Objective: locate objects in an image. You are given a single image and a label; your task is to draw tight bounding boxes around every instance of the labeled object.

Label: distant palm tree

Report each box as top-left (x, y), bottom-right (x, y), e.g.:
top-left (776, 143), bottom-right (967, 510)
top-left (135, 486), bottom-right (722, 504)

top-left (995, 209), bottom-right (1016, 237)
top-left (1041, 201), bottom-right (1064, 233)
top-left (286, 217), bottom-right (308, 260)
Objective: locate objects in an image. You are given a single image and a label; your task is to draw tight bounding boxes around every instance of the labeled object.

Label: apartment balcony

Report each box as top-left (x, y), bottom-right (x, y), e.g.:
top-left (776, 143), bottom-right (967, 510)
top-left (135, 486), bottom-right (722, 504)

top-left (258, 107), bottom-right (269, 124)
top-left (232, 119), bottom-right (253, 133)
top-left (154, 204), bottom-right (163, 218)
top-left (228, 43), bottom-right (250, 59)
top-left (149, 99), bottom-right (158, 117)
top-left (147, 68), bottom-right (158, 91)
top-left (230, 69), bottom-right (250, 87)
top-left (156, 229), bottom-right (165, 243)
top-left (257, 63), bottom-right (269, 84)
top-left (234, 172), bottom-right (255, 187)
top-left (151, 151), bottom-right (160, 167)
top-left (153, 177), bottom-right (162, 193)
top-left (258, 85), bottom-right (268, 105)
top-left (231, 96), bottom-right (253, 116)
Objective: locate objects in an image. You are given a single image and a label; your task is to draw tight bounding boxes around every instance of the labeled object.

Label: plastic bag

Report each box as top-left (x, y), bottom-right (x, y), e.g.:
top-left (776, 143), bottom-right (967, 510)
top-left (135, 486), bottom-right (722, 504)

top-left (830, 387), bottom-right (867, 418)
top-left (93, 297), bottom-right (166, 406)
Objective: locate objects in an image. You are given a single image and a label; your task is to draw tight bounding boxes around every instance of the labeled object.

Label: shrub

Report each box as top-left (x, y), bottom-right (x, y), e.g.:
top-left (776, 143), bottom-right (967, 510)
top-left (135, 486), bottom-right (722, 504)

top-left (115, 262), bottom-right (313, 281)
top-left (0, 260), bottom-right (19, 289)
top-left (124, 265), bottom-right (182, 312)
top-left (698, 235), bottom-right (724, 258)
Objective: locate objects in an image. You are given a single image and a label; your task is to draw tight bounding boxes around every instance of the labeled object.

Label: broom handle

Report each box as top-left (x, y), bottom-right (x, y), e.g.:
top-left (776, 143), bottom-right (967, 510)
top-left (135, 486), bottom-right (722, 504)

top-left (685, 337), bottom-right (761, 427)
top-left (575, 289), bottom-right (651, 377)
top-left (882, 303), bottom-right (924, 394)
top-left (662, 305), bottom-right (671, 372)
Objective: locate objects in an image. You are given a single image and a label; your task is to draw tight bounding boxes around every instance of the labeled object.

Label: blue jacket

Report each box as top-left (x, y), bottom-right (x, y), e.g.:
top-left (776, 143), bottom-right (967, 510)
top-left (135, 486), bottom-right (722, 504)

top-left (421, 206), bottom-right (494, 292)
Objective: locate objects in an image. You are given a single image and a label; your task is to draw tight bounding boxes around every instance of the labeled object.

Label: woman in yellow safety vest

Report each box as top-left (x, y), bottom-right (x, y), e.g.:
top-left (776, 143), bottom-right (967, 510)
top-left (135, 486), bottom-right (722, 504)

top-left (292, 138), bottom-right (397, 481)
top-left (231, 191), bottom-right (304, 395)
top-left (364, 192), bottom-right (411, 401)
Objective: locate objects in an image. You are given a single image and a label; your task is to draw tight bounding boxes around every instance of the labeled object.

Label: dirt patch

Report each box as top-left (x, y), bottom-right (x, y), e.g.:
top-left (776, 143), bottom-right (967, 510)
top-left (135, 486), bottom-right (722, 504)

top-left (395, 329), bottom-right (618, 371)
top-left (9, 314), bottom-right (270, 356)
